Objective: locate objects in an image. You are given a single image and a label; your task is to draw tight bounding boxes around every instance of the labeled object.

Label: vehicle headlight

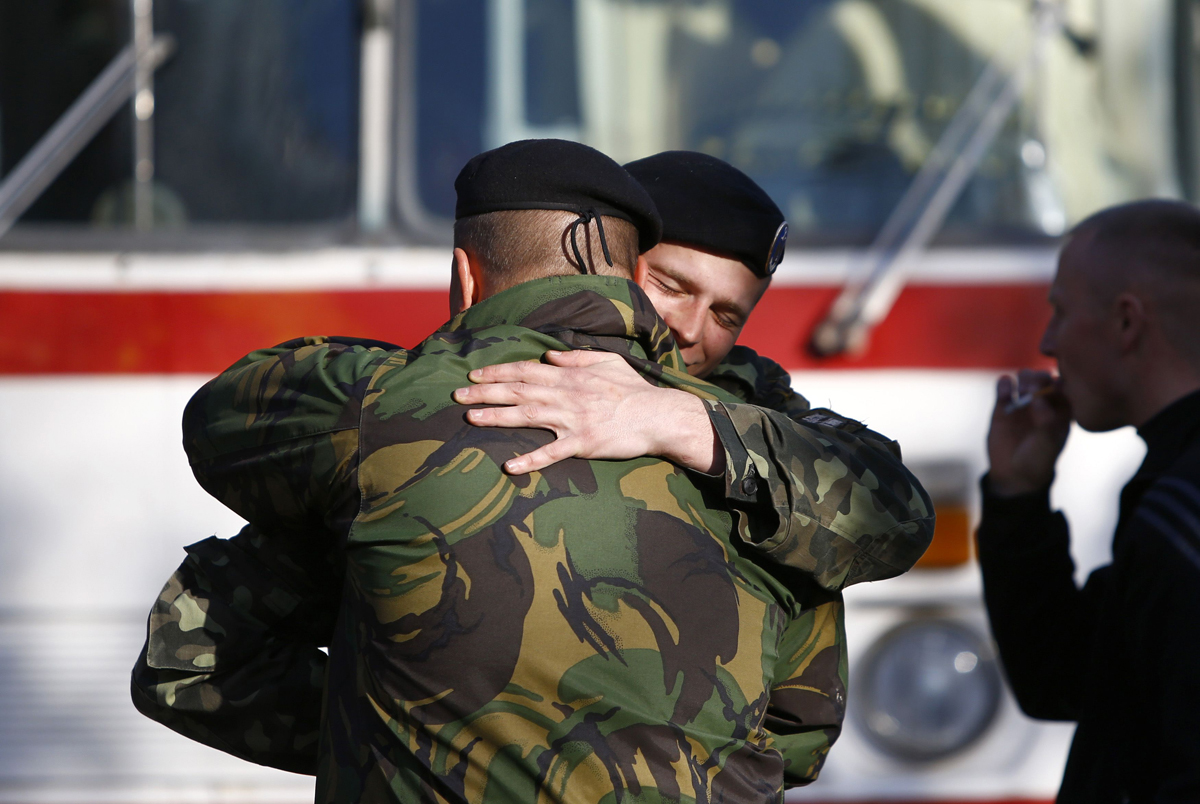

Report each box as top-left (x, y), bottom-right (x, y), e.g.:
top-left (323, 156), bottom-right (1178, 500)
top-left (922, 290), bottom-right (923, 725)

top-left (853, 619), bottom-right (1002, 761)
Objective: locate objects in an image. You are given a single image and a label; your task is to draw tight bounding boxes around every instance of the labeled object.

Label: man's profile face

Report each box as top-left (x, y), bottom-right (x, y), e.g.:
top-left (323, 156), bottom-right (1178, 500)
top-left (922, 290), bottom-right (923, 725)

top-left (638, 242), bottom-right (770, 378)
top-left (1040, 237), bottom-right (1127, 432)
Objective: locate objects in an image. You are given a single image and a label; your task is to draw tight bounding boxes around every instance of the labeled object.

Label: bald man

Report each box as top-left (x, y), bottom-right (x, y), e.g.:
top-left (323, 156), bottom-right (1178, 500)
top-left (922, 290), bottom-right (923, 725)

top-left (979, 200), bottom-right (1200, 803)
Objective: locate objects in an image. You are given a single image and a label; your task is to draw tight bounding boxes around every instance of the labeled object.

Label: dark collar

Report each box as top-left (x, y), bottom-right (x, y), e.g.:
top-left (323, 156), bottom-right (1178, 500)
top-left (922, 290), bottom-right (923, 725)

top-left (1136, 388), bottom-right (1200, 476)
top-left (441, 275), bottom-right (684, 369)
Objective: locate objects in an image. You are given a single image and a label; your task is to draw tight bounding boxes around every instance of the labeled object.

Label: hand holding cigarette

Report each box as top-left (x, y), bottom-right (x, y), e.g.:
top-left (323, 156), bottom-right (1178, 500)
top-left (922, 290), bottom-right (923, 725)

top-left (987, 370), bottom-right (1071, 497)
top-left (1004, 384), bottom-right (1058, 414)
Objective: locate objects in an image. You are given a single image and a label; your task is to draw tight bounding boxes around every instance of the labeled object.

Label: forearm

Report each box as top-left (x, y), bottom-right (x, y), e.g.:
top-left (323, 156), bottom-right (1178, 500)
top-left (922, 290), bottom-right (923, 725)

top-left (706, 400), bottom-right (934, 590)
top-left (184, 337), bottom-right (396, 532)
top-left (131, 528), bottom-right (335, 773)
top-left (131, 640), bottom-right (325, 774)
top-left (648, 389), bottom-right (725, 474)
top-left (976, 480), bottom-right (1091, 720)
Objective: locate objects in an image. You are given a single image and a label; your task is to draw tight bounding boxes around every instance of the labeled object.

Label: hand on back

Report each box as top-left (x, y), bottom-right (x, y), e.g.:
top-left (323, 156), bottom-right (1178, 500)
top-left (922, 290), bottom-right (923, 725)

top-left (453, 350), bottom-right (720, 474)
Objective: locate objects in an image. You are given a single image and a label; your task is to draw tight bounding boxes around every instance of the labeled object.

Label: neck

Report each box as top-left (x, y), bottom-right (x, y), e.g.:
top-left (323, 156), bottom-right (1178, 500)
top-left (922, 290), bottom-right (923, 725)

top-left (1129, 364), bottom-right (1200, 428)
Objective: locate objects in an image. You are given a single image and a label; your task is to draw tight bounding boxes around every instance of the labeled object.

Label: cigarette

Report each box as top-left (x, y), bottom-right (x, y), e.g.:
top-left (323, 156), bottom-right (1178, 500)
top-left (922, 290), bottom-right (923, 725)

top-left (1004, 385), bottom-right (1055, 414)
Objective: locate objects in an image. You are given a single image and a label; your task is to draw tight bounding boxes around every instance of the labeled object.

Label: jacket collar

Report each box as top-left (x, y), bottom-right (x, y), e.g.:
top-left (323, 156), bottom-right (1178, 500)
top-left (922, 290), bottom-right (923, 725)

top-left (1136, 387), bottom-right (1200, 477)
top-left (442, 275), bottom-right (684, 369)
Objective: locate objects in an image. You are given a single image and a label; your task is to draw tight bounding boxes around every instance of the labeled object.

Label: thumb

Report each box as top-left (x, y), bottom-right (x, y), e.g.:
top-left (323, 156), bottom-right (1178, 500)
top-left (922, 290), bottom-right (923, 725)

top-left (544, 349), bottom-right (617, 368)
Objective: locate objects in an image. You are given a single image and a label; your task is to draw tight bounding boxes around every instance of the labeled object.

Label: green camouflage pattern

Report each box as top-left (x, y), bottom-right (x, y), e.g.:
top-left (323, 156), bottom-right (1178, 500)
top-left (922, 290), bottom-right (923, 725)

top-left (135, 276), bottom-right (849, 802)
top-left (130, 526), bottom-right (332, 773)
top-left (704, 346), bottom-right (933, 589)
top-left (131, 276), bottom-right (931, 799)
top-left (706, 345), bottom-right (813, 422)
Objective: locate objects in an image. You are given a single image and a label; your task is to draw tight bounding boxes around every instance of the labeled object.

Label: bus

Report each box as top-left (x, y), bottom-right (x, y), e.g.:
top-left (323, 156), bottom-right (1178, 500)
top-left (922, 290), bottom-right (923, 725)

top-left (1, 0), bottom-right (1197, 800)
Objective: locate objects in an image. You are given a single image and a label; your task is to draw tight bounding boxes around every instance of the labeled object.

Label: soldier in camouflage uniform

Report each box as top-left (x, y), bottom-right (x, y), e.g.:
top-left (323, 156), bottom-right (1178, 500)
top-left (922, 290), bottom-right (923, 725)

top-left (132, 142), bottom-right (933, 799)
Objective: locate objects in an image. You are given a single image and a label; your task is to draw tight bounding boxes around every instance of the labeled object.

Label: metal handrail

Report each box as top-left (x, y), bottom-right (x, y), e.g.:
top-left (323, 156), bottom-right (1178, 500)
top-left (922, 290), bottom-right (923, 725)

top-left (0, 35), bottom-right (175, 241)
top-left (809, 1), bottom-right (1063, 357)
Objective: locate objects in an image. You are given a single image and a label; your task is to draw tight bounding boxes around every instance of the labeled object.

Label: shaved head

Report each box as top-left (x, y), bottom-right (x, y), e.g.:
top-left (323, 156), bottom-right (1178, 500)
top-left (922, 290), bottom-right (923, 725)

top-left (1066, 200), bottom-right (1200, 367)
top-left (454, 210), bottom-right (640, 294)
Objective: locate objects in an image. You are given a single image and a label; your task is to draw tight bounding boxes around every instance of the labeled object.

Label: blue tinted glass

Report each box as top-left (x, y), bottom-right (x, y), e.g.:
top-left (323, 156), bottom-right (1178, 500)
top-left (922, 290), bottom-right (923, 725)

top-left (154, 0), bottom-right (360, 222)
top-left (524, 0), bottom-right (580, 127)
top-left (410, 0), bottom-right (1099, 243)
top-left (0, 0), bottom-right (360, 226)
top-left (0, 0), bottom-right (132, 222)
top-left (416, 0), bottom-right (487, 219)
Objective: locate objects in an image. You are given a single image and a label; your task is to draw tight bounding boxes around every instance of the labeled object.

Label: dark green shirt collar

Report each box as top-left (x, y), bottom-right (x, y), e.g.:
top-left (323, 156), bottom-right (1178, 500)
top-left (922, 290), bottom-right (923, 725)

top-left (443, 275), bottom-right (683, 368)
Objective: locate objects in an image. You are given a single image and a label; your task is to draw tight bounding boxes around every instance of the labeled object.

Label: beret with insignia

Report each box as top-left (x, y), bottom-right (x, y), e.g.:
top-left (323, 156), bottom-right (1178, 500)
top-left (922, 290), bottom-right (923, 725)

top-left (455, 139), bottom-right (663, 254)
top-left (625, 151), bottom-right (787, 277)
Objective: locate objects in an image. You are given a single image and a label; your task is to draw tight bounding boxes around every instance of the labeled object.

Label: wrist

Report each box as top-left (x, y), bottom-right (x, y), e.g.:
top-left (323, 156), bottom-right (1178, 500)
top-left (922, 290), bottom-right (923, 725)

top-left (985, 472), bottom-right (1052, 498)
top-left (652, 390), bottom-right (721, 473)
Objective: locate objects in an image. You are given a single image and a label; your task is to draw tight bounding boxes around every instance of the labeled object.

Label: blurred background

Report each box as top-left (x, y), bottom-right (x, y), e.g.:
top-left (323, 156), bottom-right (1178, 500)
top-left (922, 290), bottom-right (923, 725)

top-left (0, 0), bottom-right (1196, 800)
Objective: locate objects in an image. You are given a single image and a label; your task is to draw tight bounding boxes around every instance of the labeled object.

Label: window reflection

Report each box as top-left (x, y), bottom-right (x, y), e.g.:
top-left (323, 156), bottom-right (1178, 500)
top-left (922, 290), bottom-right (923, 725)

top-left (0, 0), bottom-right (360, 228)
top-left (416, 0), bottom-right (1073, 243)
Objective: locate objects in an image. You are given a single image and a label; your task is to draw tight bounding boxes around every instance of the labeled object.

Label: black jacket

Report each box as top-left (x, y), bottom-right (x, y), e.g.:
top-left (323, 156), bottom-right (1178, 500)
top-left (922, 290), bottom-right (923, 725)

top-left (977, 390), bottom-right (1200, 804)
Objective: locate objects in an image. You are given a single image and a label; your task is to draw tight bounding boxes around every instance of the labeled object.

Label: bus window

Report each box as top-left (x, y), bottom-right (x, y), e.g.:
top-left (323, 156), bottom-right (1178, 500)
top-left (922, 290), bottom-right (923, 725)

top-left (408, 0), bottom-right (1183, 245)
top-left (0, 0), bottom-right (360, 230)
top-left (0, 1), bottom-right (132, 224)
top-left (411, 0), bottom-right (489, 221)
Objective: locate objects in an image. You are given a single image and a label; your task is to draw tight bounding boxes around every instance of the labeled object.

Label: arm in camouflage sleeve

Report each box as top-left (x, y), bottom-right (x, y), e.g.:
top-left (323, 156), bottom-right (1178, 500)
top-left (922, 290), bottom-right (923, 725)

top-left (131, 525), bottom-right (333, 774)
top-left (132, 337), bottom-right (402, 769)
top-left (762, 592), bottom-right (848, 787)
top-left (704, 346), bottom-right (934, 591)
top-left (182, 336), bottom-right (402, 532)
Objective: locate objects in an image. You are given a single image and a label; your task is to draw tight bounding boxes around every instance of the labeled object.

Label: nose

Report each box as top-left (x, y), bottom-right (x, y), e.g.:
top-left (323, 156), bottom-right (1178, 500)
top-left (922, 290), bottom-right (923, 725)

top-left (1039, 321), bottom-right (1056, 358)
top-left (670, 303), bottom-right (704, 349)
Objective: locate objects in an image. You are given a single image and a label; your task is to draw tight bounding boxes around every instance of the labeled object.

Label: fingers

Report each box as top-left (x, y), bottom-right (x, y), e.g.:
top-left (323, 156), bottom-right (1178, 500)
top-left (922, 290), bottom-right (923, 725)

top-left (543, 349), bottom-right (619, 368)
top-left (996, 374), bottom-right (1015, 405)
top-left (454, 381), bottom-right (545, 406)
top-left (503, 438), bottom-right (579, 475)
top-left (464, 404), bottom-right (554, 430)
top-left (1016, 368), bottom-right (1056, 397)
top-left (468, 359), bottom-right (559, 386)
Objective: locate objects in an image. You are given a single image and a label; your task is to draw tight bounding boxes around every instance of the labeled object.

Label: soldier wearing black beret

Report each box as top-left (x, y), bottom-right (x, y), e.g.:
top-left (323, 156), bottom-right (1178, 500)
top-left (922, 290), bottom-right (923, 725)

top-left (132, 139), bottom-right (933, 800)
top-left (451, 138), bottom-right (661, 295)
top-left (457, 149), bottom-right (934, 796)
top-left (134, 136), bottom-right (927, 800)
top-left (623, 150), bottom-right (788, 378)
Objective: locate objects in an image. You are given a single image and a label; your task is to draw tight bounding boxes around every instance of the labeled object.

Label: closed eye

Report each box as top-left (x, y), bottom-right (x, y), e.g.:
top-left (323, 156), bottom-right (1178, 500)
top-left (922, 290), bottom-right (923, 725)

top-left (651, 275), bottom-right (686, 296)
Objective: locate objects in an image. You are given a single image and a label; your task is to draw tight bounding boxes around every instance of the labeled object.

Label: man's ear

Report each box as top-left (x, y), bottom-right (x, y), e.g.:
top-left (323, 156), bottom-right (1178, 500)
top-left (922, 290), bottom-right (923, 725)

top-left (1115, 291), bottom-right (1147, 354)
top-left (633, 254), bottom-right (649, 289)
top-left (450, 248), bottom-right (484, 316)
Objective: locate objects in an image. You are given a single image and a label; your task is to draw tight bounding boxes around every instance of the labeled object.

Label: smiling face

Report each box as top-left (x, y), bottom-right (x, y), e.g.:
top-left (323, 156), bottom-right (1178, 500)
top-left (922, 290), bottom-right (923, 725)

top-left (637, 242), bottom-right (770, 378)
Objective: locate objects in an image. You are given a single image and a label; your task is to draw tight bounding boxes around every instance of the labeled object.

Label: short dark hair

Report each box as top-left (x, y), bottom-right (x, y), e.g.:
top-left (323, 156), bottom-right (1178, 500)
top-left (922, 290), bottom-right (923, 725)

top-left (454, 209), bottom-right (640, 292)
top-left (1073, 200), bottom-right (1200, 270)
top-left (1071, 199), bottom-right (1200, 363)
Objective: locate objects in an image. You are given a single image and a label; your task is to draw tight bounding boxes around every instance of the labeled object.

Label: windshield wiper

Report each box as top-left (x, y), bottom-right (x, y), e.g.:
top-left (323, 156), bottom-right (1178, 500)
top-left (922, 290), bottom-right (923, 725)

top-left (0, 35), bottom-right (175, 241)
top-left (809, 0), bottom-right (1064, 358)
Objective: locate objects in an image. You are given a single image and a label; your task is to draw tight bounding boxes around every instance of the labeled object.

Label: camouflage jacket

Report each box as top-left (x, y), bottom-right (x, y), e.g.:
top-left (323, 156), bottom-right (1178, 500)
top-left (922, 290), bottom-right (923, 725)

top-left (131, 277), bottom-right (932, 800)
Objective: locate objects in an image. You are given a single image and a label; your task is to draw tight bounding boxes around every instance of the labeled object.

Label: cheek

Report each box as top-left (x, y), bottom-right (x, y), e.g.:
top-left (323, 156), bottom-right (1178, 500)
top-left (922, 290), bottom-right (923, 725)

top-left (702, 326), bottom-right (738, 363)
top-left (643, 287), bottom-right (678, 324)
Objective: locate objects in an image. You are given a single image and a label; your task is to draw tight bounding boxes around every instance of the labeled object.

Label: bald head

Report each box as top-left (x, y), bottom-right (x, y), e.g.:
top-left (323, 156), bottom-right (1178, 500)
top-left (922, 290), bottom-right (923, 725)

top-left (1065, 200), bottom-right (1200, 367)
top-left (1043, 200), bottom-right (1200, 430)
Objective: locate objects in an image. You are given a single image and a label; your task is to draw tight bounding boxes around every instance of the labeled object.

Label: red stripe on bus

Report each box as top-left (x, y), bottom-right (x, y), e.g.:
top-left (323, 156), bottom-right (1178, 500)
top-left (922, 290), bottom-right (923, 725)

top-left (0, 284), bottom-right (1054, 375)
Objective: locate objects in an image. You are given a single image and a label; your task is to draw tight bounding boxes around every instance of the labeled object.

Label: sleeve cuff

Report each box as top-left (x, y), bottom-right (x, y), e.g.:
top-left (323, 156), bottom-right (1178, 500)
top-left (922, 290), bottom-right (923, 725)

top-left (980, 474), bottom-right (1052, 520)
top-left (704, 400), bottom-right (763, 505)
top-left (978, 473), bottom-right (1061, 558)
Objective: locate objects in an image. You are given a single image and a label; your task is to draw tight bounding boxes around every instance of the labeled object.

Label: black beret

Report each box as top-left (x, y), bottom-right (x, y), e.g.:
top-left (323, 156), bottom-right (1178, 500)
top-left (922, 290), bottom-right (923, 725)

top-left (624, 151), bottom-right (788, 277)
top-left (455, 139), bottom-right (663, 253)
